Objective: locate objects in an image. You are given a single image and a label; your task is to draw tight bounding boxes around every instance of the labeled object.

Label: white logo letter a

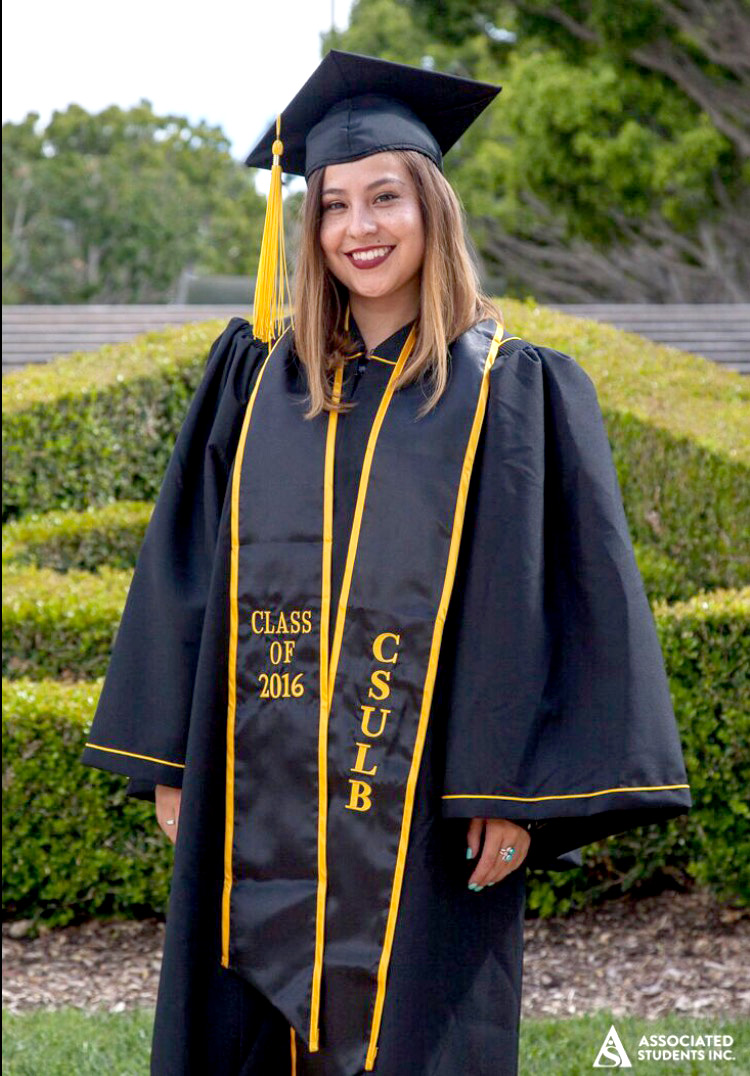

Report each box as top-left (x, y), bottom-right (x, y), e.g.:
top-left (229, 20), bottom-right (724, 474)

top-left (593, 1025), bottom-right (632, 1068)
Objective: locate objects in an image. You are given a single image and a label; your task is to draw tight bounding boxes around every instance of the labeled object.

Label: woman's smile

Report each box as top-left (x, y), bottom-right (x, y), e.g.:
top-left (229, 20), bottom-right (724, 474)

top-left (344, 245), bottom-right (395, 269)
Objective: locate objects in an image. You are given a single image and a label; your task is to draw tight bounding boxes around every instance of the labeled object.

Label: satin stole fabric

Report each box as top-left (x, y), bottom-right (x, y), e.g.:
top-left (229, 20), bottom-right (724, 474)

top-left (221, 319), bottom-right (507, 1072)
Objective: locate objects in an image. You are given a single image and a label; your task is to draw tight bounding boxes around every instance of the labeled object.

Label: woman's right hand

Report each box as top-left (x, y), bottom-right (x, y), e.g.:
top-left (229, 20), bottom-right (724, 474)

top-left (155, 784), bottom-right (182, 845)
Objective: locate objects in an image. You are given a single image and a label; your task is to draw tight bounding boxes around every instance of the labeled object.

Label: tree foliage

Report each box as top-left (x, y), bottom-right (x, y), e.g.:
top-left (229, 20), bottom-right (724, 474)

top-left (2, 102), bottom-right (266, 304)
top-left (410, 0), bottom-right (750, 157)
top-left (324, 0), bottom-right (749, 301)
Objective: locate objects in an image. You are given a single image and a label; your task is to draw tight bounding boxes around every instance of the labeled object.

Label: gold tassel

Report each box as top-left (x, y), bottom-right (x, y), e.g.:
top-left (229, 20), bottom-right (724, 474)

top-left (252, 115), bottom-right (294, 343)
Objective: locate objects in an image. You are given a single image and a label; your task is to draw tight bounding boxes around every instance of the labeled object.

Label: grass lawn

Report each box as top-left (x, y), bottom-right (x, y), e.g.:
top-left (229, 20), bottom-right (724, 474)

top-left (2, 1008), bottom-right (748, 1074)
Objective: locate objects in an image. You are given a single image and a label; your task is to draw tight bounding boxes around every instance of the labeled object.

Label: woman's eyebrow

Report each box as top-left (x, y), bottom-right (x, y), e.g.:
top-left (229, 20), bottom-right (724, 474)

top-left (322, 176), bottom-right (407, 196)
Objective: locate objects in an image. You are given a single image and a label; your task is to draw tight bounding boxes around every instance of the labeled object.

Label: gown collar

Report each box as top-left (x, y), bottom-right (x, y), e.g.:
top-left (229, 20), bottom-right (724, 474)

top-left (345, 305), bottom-right (416, 365)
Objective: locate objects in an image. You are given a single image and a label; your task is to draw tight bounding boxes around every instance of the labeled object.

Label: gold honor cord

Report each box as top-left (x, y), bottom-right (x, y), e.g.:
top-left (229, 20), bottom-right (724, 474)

top-left (309, 364), bottom-right (344, 1051)
top-left (326, 326), bottom-right (417, 698)
top-left (308, 327), bottom-right (417, 1050)
top-left (221, 330), bottom-right (289, 969)
top-left (364, 323), bottom-right (507, 1071)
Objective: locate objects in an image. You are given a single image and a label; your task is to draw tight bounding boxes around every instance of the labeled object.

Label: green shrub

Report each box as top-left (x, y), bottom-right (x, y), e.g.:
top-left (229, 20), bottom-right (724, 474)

top-left (3, 305), bottom-right (749, 595)
top-left (0, 538), bottom-right (709, 685)
top-left (1, 502), bottom-right (695, 603)
top-left (654, 585), bottom-right (750, 904)
top-left (605, 411), bottom-right (748, 595)
top-left (2, 501), bottom-right (152, 573)
top-left (2, 321), bottom-right (225, 522)
top-left (2, 305), bottom-right (747, 924)
top-left (631, 542), bottom-right (702, 604)
top-left (2, 590), bottom-right (746, 926)
top-left (2, 679), bottom-right (173, 929)
top-left (2, 565), bottom-right (130, 680)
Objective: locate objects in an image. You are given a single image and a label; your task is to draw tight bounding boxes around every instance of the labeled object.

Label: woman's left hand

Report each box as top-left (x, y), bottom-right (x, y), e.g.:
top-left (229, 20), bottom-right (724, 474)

top-left (466, 817), bottom-right (531, 889)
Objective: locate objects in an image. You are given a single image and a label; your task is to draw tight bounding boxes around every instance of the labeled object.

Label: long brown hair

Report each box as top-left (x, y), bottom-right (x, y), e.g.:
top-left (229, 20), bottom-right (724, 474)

top-left (292, 149), bottom-right (502, 418)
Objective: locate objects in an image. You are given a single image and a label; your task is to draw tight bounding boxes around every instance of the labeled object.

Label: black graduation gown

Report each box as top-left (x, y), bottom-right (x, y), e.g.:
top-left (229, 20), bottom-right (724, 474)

top-left (81, 316), bottom-right (691, 1076)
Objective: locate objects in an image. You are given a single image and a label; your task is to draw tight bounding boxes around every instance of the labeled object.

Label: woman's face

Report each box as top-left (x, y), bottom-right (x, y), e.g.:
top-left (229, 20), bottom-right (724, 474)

top-left (318, 152), bottom-right (425, 306)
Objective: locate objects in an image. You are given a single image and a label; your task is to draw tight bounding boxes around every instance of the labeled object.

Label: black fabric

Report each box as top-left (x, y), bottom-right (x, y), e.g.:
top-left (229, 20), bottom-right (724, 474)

top-left (81, 323), bottom-right (267, 790)
top-left (244, 50), bottom-right (500, 178)
top-left (436, 338), bottom-right (691, 870)
top-left (305, 94), bottom-right (443, 176)
top-left (81, 317), bottom-right (690, 1074)
top-left (224, 318), bottom-right (515, 1072)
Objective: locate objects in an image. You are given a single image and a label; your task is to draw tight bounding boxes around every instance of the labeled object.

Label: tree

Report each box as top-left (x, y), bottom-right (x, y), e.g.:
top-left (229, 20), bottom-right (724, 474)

top-left (2, 102), bottom-right (266, 303)
top-left (410, 0), bottom-right (750, 157)
top-left (323, 0), bottom-right (749, 301)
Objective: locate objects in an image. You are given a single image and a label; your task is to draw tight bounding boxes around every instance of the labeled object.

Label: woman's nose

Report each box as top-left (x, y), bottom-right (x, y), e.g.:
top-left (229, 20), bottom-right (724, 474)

top-left (347, 202), bottom-right (378, 237)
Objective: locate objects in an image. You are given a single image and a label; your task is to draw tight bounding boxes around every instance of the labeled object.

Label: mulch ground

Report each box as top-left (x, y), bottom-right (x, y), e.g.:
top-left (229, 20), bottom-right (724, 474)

top-left (3, 887), bottom-right (748, 1020)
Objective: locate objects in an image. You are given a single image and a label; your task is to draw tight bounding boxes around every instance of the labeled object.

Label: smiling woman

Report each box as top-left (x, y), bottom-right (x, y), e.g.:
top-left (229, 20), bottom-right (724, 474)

top-left (296, 146), bottom-right (499, 418)
top-left (81, 49), bottom-right (692, 1076)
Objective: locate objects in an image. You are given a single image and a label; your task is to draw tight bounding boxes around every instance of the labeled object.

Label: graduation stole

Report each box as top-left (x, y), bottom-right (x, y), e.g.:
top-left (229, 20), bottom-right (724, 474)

top-left (220, 318), bottom-right (516, 1071)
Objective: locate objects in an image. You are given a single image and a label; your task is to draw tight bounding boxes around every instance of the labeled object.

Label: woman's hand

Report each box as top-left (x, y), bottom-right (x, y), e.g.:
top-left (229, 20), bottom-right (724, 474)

top-left (155, 784), bottom-right (182, 845)
top-left (466, 817), bottom-right (531, 890)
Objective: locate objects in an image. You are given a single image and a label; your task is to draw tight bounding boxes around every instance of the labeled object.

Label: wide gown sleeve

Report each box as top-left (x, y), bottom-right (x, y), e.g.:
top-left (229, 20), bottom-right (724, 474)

top-left (80, 318), bottom-right (266, 799)
top-left (439, 340), bottom-right (692, 870)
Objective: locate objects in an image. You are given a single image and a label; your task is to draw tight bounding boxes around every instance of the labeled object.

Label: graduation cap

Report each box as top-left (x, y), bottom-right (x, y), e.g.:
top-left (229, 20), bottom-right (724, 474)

top-left (245, 49), bottom-right (502, 343)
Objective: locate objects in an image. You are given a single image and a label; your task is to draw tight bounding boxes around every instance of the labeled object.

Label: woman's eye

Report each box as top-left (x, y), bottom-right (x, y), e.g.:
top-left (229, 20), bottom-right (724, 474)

top-left (375, 192), bottom-right (397, 203)
top-left (322, 201), bottom-right (344, 212)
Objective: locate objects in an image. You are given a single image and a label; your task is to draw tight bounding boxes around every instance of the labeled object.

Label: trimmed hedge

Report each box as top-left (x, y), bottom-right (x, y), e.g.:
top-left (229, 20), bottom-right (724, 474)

top-left (2, 588), bottom-right (747, 927)
top-left (0, 526), bottom-right (701, 684)
top-left (2, 679), bottom-right (173, 928)
top-left (2, 501), bottom-right (152, 573)
top-left (2, 304), bottom-right (747, 925)
top-left (0, 549), bottom-right (714, 683)
top-left (632, 541), bottom-right (703, 604)
top-left (2, 321), bottom-right (226, 522)
top-left (654, 586), bottom-right (750, 905)
top-left (3, 304), bottom-right (749, 596)
top-left (2, 565), bottom-right (131, 680)
top-left (0, 498), bottom-right (707, 618)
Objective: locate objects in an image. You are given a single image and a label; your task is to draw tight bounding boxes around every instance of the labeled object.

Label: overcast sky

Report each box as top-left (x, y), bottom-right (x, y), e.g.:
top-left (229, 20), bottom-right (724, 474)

top-left (2, 0), bottom-right (355, 162)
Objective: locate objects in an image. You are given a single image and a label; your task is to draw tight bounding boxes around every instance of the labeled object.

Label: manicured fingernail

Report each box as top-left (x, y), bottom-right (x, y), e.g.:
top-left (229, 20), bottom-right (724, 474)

top-left (466, 847), bottom-right (474, 860)
top-left (468, 883), bottom-right (484, 892)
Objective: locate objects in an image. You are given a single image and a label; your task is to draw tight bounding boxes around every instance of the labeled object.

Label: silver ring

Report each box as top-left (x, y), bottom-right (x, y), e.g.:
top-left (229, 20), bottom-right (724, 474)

top-left (498, 846), bottom-right (516, 862)
top-left (166, 818), bottom-right (176, 826)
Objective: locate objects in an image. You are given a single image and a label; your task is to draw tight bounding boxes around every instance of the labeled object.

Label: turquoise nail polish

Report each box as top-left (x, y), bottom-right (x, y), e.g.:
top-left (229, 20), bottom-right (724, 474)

top-left (474, 885), bottom-right (485, 892)
top-left (468, 883), bottom-right (478, 891)
top-left (466, 847), bottom-right (474, 860)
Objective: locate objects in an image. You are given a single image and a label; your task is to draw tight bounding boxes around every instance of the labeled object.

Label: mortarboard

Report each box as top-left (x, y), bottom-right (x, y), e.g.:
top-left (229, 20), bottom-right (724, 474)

top-left (245, 50), bottom-right (501, 343)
